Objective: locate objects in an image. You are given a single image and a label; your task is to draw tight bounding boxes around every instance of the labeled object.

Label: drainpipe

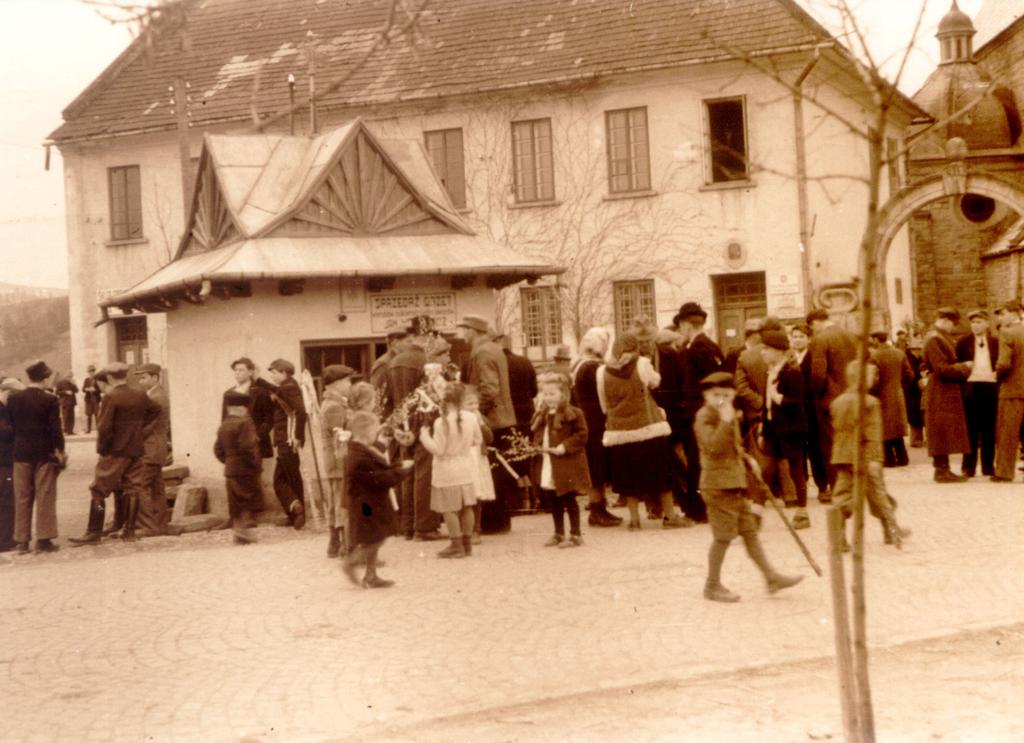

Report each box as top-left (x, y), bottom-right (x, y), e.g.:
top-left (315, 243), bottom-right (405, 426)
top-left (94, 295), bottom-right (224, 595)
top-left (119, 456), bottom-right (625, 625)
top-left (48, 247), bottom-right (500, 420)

top-left (793, 50), bottom-right (820, 312)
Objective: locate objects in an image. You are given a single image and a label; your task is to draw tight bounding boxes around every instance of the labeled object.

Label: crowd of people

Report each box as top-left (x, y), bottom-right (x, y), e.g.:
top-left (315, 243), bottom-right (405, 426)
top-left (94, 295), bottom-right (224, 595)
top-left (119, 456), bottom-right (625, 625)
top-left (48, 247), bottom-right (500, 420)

top-left (3, 298), bottom-right (1023, 597)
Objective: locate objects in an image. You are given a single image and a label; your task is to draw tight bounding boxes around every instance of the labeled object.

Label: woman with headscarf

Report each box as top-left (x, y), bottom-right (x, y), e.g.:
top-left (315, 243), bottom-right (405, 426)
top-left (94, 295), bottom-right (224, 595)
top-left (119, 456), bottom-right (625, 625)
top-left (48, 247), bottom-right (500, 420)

top-left (571, 327), bottom-right (621, 527)
top-left (597, 332), bottom-right (691, 530)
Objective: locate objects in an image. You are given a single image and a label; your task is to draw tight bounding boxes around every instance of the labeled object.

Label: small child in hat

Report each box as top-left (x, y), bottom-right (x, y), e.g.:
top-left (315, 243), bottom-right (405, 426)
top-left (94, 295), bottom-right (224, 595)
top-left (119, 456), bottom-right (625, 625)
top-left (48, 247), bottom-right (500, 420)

top-left (215, 390), bottom-right (263, 544)
top-left (830, 360), bottom-right (911, 549)
top-left (695, 371), bottom-right (802, 602)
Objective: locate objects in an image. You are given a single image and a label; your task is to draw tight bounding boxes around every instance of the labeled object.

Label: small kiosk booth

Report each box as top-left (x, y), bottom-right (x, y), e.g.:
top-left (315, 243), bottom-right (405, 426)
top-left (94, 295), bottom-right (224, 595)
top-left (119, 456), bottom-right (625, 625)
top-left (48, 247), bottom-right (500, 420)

top-left (101, 119), bottom-right (562, 486)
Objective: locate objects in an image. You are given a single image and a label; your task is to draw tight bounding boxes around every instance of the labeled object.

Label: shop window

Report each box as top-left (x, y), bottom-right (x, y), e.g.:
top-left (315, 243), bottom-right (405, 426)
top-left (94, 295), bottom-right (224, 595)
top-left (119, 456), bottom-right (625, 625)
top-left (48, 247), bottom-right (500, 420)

top-left (606, 107), bottom-right (651, 194)
top-left (520, 286), bottom-right (562, 351)
top-left (613, 279), bottom-right (656, 336)
top-left (115, 316), bottom-right (148, 366)
top-left (108, 165), bottom-right (143, 241)
top-left (705, 98), bottom-right (749, 183)
top-left (424, 128), bottom-right (466, 208)
top-left (511, 118), bottom-right (555, 203)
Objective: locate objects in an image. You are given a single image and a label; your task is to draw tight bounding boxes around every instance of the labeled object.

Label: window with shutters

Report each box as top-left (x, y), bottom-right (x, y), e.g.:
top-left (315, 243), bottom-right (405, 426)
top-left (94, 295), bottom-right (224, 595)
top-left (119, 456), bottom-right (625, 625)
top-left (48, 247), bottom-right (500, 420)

top-left (511, 118), bottom-right (555, 203)
top-left (424, 128), bottom-right (466, 208)
top-left (704, 98), bottom-right (749, 183)
top-left (605, 107), bottom-right (651, 194)
top-left (613, 280), bottom-right (656, 336)
top-left (108, 165), bottom-right (143, 241)
top-left (520, 286), bottom-right (562, 350)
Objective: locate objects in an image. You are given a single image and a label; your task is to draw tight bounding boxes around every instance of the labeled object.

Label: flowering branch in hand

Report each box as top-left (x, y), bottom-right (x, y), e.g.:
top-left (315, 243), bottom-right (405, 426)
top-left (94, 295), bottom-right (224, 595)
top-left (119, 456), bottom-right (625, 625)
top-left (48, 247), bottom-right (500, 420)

top-left (489, 429), bottom-right (543, 463)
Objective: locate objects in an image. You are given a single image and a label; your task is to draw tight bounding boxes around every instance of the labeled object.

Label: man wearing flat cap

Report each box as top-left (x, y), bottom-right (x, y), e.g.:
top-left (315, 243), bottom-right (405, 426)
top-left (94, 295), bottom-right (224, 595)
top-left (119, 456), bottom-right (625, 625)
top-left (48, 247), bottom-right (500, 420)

top-left (993, 301), bottom-right (1024, 481)
top-left (254, 358), bottom-right (307, 529)
top-left (956, 309), bottom-right (999, 477)
top-left (135, 363), bottom-right (172, 536)
top-left (923, 308), bottom-right (972, 483)
top-left (320, 364), bottom-right (360, 556)
top-left (458, 314), bottom-right (517, 533)
top-left (7, 361), bottom-right (65, 552)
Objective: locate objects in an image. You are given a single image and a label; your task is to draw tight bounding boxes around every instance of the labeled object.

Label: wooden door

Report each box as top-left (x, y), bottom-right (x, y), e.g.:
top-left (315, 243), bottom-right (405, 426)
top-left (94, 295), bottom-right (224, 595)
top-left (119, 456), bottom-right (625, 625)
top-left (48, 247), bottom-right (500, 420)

top-left (713, 272), bottom-right (767, 355)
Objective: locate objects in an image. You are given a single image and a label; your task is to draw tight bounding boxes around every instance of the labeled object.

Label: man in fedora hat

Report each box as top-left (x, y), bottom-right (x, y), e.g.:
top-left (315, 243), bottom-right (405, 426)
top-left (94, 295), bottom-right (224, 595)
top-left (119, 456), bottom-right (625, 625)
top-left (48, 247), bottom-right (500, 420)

top-left (956, 309), bottom-right (999, 477)
top-left (993, 301), bottom-right (1024, 481)
top-left (923, 308), bottom-right (972, 483)
top-left (7, 361), bottom-right (65, 553)
top-left (458, 314), bottom-right (517, 533)
top-left (320, 364), bottom-right (360, 556)
top-left (387, 328), bottom-right (444, 541)
top-left (547, 345), bottom-right (573, 387)
top-left (70, 362), bottom-right (162, 545)
top-left (674, 301), bottom-right (723, 521)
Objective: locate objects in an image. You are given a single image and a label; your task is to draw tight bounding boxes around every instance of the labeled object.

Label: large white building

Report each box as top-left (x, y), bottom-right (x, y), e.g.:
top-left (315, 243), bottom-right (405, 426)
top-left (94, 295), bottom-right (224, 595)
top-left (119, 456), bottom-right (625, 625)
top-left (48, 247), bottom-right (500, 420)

top-left (51, 0), bottom-right (923, 482)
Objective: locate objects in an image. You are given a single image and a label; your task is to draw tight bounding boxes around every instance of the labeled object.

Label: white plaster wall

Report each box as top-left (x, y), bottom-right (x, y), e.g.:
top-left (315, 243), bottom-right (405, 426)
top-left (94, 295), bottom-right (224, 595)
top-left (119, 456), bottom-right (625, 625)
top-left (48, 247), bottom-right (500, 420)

top-left (60, 131), bottom-right (192, 379)
top-left (165, 277), bottom-right (495, 482)
top-left (62, 56), bottom-right (917, 373)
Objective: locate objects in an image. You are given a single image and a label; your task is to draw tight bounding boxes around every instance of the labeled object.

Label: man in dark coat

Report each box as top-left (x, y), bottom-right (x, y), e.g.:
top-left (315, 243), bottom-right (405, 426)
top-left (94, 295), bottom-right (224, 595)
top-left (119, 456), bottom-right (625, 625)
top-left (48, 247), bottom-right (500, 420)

top-left (459, 314), bottom-right (517, 533)
top-left (498, 335), bottom-right (540, 511)
top-left (675, 302), bottom-right (723, 522)
top-left (55, 372), bottom-right (78, 435)
top-left (254, 359), bottom-right (307, 528)
top-left (0, 378), bottom-right (21, 552)
top-left (70, 362), bottom-right (161, 544)
top-left (790, 323), bottom-right (828, 495)
top-left (135, 364), bottom-right (172, 536)
top-left (869, 332), bottom-right (912, 467)
top-left (215, 390), bottom-right (263, 544)
top-left (806, 308), bottom-right (858, 495)
top-left (923, 308), bottom-right (972, 483)
top-left (956, 309), bottom-right (999, 477)
top-left (82, 365), bottom-right (101, 434)
top-left (371, 329), bottom-right (409, 408)
top-left (8, 361), bottom-right (65, 553)
top-left (386, 332), bottom-right (443, 541)
top-left (993, 302), bottom-right (1024, 482)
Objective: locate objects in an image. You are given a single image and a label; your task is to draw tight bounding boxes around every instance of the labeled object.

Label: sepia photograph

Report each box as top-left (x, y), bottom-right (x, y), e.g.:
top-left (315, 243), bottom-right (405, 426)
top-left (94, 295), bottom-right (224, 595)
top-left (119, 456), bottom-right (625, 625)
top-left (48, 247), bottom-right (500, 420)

top-left (1, 0), bottom-right (1022, 740)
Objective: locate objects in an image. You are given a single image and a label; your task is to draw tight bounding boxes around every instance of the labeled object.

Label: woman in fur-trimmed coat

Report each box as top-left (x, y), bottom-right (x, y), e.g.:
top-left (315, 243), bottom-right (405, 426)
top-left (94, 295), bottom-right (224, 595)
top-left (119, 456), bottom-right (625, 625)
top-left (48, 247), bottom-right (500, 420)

top-left (597, 333), bottom-right (691, 531)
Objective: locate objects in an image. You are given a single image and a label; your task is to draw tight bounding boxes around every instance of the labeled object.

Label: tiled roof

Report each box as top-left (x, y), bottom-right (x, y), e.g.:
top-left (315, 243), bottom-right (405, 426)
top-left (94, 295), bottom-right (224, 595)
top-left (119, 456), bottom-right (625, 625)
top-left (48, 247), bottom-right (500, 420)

top-left (51, 0), bottom-right (833, 142)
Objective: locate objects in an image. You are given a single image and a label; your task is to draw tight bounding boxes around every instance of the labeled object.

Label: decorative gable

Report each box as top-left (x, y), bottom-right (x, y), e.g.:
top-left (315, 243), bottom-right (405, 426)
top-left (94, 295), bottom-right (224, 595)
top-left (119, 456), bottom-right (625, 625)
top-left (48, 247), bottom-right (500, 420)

top-left (181, 156), bottom-right (241, 257)
top-left (271, 130), bottom-right (451, 238)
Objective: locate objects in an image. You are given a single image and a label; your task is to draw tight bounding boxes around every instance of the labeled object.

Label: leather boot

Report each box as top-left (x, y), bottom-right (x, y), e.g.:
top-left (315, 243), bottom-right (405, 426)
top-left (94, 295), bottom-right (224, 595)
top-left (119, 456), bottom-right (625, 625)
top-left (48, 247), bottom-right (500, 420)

top-left (70, 501), bottom-right (106, 546)
top-left (327, 527), bottom-right (342, 558)
top-left (461, 534), bottom-right (472, 556)
top-left (120, 494), bottom-right (140, 542)
top-left (103, 492), bottom-right (125, 536)
top-left (437, 538), bottom-right (466, 558)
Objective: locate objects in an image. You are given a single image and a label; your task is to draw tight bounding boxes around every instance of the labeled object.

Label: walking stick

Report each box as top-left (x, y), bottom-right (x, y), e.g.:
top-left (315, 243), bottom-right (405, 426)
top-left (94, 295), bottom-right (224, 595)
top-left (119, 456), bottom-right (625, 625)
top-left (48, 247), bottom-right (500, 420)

top-left (746, 460), bottom-right (823, 577)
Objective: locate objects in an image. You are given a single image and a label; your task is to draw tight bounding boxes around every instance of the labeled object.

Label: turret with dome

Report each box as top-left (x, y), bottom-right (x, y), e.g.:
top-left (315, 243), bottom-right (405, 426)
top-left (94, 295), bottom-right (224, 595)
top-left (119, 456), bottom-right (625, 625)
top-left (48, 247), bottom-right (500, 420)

top-left (914, 1), bottom-right (1021, 151)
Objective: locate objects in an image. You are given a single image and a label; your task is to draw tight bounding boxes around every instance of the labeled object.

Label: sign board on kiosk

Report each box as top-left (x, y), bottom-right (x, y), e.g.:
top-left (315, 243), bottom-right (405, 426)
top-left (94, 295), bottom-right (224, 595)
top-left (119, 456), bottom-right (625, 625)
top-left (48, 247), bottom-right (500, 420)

top-left (369, 292), bottom-right (457, 333)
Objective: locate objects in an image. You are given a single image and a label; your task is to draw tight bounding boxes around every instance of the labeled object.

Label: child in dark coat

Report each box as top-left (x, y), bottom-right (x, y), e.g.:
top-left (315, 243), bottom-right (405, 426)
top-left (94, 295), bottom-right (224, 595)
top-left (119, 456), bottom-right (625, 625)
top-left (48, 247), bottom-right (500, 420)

top-left (695, 372), bottom-right (802, 603)
top-left (532, 373), bottom-right (591, 547)
top-left (214, 390), bottom-right (263, 544)
top-left (342, 412), bottom-right (413, 589)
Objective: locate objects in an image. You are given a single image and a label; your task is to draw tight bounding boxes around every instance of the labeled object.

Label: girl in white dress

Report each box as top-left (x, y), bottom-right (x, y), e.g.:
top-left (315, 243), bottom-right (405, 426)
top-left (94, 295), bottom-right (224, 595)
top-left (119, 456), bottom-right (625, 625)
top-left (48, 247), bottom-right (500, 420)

top-left (420, 382), bottom-right (481, 558)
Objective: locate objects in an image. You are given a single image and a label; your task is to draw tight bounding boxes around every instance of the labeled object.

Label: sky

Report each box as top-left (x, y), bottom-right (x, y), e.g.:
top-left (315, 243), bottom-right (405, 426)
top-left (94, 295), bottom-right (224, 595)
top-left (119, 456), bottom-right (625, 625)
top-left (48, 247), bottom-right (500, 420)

top-left (0, 0), bottom-right (992, 290)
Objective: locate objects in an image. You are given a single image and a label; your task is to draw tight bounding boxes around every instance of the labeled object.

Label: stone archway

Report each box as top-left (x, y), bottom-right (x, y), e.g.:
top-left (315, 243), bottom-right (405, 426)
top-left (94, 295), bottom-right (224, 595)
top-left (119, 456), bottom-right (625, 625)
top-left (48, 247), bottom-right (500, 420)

top-left (869, 165), bottom-right (1024, 327)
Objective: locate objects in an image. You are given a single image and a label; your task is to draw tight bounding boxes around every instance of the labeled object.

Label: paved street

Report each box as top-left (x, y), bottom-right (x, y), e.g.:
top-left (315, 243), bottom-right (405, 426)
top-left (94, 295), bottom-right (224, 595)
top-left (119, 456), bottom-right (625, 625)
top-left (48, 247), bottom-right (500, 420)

top-left (2, 447), bottom-right (1023, 742)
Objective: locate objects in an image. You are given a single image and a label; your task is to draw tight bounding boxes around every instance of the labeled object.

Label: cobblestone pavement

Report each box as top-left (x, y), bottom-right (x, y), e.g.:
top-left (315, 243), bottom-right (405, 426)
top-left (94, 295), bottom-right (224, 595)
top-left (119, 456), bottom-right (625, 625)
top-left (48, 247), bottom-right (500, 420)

top-left (1, 447), bottom-right (1023, 742)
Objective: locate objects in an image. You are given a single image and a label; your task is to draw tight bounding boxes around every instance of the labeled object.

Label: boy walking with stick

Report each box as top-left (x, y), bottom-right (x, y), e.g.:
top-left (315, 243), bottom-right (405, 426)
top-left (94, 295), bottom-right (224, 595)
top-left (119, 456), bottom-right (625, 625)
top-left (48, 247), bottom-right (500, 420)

top-left (695, 372), bottom-right (803, 603)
